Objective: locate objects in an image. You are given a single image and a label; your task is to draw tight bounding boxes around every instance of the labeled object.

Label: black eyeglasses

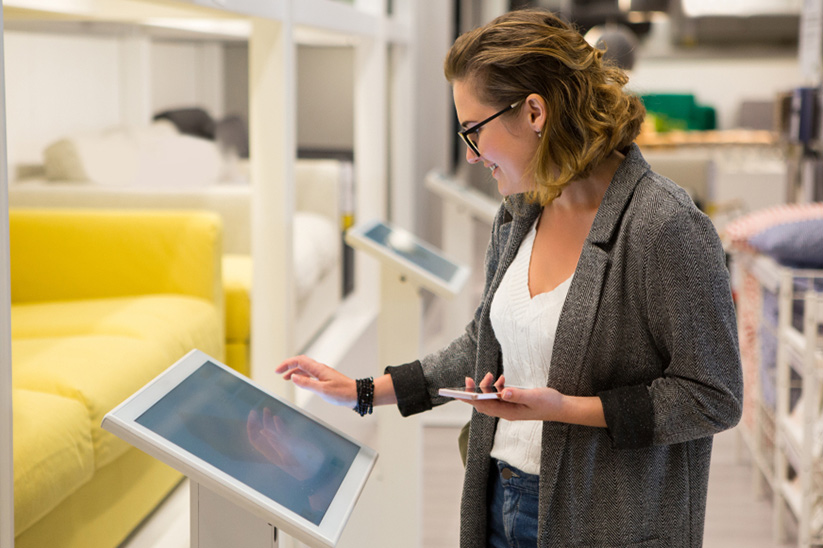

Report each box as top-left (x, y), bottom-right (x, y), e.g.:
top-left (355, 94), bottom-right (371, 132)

top-left (458, 100), bottom-right (523, 157)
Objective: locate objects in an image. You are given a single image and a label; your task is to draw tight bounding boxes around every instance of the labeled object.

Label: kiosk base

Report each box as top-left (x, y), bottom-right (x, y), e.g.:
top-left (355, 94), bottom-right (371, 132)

top-left (191, 481), bottom-right (278, 548)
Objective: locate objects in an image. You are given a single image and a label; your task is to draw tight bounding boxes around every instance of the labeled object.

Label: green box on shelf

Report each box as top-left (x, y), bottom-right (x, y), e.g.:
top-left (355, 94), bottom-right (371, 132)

top-left (640, 93), bottom-right (716, 131)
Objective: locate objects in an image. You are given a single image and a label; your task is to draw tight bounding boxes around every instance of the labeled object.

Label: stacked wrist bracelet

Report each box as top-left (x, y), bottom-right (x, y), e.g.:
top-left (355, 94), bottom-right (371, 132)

top-left (354, 377), bottom-right (374, 416)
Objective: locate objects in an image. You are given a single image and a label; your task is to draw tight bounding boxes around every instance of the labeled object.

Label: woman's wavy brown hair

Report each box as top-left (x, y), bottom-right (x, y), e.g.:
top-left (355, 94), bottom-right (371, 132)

top-left (445, 8), bottom-right (645, 205)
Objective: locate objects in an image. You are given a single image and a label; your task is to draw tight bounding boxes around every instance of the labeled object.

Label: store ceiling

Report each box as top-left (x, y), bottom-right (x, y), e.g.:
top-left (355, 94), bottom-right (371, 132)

top-left (532, 0), bottom-right (800, 47)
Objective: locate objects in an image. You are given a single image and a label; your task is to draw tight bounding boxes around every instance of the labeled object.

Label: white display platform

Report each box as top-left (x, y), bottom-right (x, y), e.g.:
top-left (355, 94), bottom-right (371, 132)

top-left (102, 350), bottom-right (377, 548)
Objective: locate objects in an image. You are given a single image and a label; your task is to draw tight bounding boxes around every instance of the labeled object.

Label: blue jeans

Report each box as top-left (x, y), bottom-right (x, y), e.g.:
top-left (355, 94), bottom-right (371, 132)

top-left (487, 459), bottom-right (540, 548)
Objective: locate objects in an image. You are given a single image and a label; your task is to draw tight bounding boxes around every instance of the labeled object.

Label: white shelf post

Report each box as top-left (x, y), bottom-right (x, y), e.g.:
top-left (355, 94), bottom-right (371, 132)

top-left (388, 0), bottom-right (416, 232)
top-left (774, 268), bottom-right (793, 545)
top-left (799, 290), bottom-right (820, 548)
top-left (0, 3), bottom-right (15, 546)
top-left (353, 0), bottom-right (388, 311)
top-left (249, 12), bottom-right (297, 398)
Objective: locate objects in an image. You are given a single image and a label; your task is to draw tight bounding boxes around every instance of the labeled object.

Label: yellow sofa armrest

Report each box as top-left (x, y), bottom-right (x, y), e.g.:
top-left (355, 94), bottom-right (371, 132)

top-left (10, 209), bottom-right (223, 306)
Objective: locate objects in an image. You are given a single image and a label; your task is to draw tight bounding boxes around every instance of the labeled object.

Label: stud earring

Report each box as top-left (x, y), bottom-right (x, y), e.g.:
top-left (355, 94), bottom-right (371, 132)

top-left (537, 131), bottom-right (543, 138)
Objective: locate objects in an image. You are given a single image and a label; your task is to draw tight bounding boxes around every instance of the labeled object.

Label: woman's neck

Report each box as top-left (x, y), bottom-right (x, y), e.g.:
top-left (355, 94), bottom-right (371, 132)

top-left (550, 150), bottom-right (624, 212)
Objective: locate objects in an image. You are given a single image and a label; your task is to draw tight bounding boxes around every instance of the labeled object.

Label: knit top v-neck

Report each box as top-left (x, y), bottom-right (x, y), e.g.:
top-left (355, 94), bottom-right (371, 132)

top-left (489, 217), bottom-right (573, 475)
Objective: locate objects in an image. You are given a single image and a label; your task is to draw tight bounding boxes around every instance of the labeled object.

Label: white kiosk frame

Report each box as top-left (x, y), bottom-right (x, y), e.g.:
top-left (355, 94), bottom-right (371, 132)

top-left (102, 350), bottom-right (377, 548)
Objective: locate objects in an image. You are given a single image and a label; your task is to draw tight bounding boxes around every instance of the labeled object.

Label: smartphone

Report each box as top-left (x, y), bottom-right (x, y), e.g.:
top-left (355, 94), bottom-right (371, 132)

top-left (438, 386), bottom-right (505, 400)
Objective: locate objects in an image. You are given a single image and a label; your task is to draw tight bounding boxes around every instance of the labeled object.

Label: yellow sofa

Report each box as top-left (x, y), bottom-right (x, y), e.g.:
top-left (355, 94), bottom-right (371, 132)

top-left (10, 209), bottom-right (224, 548)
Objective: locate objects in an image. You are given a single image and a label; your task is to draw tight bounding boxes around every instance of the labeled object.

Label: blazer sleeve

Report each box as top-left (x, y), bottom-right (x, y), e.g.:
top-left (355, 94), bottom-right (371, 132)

top-left (599, 207), bottom-right (743, 448)
top-left (386, 204), bottom-right (509, 417)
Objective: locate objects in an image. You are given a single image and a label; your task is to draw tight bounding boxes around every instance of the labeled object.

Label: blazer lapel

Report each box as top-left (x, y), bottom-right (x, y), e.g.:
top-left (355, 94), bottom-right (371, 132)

top-left (549, 144), bottom-right (650, 394)
top-left (538, 144), bottom-right (651, 506)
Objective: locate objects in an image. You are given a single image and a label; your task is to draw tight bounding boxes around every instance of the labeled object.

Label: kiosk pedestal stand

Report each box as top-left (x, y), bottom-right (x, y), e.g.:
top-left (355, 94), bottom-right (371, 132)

top-left (191, 481), bottom-right (277, 548)
top-left (374, 267), bottom-right (423, 548)
top-left (346, 220), bottom-right (469, 548)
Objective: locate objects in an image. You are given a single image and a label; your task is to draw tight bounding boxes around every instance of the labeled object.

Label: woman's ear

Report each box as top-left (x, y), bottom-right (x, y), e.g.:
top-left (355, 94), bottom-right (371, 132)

top-left (524, 93), bottom-right (547, 134)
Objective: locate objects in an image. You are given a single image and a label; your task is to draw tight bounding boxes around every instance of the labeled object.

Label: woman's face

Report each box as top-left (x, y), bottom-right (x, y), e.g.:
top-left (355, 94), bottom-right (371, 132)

top-left (452, 80), bottom-right (542, 196)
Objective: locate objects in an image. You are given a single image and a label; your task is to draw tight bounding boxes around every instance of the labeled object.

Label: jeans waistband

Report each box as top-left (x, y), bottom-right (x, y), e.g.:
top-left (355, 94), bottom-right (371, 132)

top-left (492, 458), bottom-right (540, 495)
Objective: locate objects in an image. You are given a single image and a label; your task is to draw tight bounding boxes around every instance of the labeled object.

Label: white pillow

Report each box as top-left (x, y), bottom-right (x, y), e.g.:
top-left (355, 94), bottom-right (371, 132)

top-left (293, 212), bottom-right (340, 300)
top-left (43, 122), bottom-right (224, 187)
top-left (44, 128), bottom-right (138, 186)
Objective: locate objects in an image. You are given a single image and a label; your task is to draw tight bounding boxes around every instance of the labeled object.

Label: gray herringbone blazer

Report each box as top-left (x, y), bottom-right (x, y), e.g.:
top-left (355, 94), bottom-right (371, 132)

top-left (387, 144), bottom-right (743, 547)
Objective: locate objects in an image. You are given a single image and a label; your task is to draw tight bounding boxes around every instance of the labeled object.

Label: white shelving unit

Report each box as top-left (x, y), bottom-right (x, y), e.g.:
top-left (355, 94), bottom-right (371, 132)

top-left (774, 265), bottom-right (823, 547)
top-left (735, 252), bottom-right (780, 497)
top-left (1, 0), bottom-right (424, 545)
top-left (734, 251), bottom-right (823, 547)
top-left (1, 0), bottom-right (417, 395)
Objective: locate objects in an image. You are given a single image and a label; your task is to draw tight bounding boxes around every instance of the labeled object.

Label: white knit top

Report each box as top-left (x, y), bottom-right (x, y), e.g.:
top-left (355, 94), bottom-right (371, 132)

top-left (489, 217), bottom-right (573, 475)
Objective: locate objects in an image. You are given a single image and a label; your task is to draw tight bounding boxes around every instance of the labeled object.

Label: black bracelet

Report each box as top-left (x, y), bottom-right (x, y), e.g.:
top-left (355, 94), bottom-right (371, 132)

top-left (353, 377), bottom-right (374, 416)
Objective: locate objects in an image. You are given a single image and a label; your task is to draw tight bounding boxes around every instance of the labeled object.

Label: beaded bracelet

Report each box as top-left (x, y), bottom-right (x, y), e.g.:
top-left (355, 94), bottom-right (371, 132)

top-left (353, 377), bottom-right (374, 416)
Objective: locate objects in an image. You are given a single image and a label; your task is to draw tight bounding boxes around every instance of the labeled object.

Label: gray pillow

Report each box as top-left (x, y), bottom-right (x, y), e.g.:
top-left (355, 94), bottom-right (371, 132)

top-left (749, 218), bottom-right (823, 269)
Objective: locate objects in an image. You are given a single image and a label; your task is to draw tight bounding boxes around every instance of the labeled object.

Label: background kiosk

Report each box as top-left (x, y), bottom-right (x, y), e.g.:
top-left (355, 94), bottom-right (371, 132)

top-left (102, 350), bottom-right (377, 548)
top-left (345, 219), bottom-right (469, 548)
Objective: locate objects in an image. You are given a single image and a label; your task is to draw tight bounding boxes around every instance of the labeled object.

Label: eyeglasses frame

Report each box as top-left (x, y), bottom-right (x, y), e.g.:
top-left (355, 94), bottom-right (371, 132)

top-left (458, 100), bottom-right (523, 157)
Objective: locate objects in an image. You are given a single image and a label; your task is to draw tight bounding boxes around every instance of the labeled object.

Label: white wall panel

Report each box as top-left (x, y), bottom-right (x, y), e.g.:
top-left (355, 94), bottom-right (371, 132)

top-left (3, 31), bottom-right (121, 175)
top-left (629, 55), bottom-right (802, 130)
top-left (151, 42), bottom-right (199, 112)
top-left (297, 46), bottom-right (354, 152)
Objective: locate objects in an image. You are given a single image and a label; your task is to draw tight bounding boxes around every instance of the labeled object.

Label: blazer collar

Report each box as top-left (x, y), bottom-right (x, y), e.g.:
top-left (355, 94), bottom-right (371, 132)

top-left (587, 143), bottom-right (650, 246)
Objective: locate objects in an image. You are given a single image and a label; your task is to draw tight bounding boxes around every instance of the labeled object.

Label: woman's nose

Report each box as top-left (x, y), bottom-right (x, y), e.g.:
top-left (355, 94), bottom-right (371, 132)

top-left (465, 146), bottom-right (481, 164)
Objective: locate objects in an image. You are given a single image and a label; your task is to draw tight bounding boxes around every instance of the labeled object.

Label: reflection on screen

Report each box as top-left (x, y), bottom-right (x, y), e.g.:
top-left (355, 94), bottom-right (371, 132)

top-left (136, 362), bottom-right (359, 525)
top-left (364, 222), bottom-right (459, 282)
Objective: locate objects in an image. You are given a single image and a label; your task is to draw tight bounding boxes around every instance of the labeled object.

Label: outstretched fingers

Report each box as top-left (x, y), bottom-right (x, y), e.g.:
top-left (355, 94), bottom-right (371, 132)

top-left (276, 355), bottom-right (327, 381)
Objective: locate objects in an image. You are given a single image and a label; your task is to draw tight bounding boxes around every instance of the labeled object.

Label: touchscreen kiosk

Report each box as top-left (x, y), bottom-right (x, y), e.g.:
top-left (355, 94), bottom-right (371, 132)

top-left (345, 219), bottom-right (469, 298)
top-left (102, 350), bottom-right (377, 548)
top-left (343, 220), bottom-right (469, 547)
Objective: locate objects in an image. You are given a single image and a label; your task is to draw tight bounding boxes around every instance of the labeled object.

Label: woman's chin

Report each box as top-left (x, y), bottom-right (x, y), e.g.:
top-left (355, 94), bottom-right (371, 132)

top-left (496, 179), bottom-right (513, 197)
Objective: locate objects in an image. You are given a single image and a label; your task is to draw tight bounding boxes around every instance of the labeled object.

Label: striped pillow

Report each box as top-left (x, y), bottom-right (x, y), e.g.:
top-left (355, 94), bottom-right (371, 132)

top-left (725, 202), bottom-right (823, 253)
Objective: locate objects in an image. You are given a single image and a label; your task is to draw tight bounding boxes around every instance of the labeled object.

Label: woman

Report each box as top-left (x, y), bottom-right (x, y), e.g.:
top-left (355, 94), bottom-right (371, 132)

top-left (274, 8), bottom-right (742, 547)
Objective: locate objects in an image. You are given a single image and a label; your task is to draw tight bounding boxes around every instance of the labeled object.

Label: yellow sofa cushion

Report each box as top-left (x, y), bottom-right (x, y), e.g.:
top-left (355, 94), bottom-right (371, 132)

top-left (13, 389), bottom-right (95, 536)
top-left (11, 294), bottom-right (222, 363)
top-left (223, 254), bottom-right (251, 342)
top-left (14, 448), bottom-right (182, 548)
top-left (10, 209), bottom-right (222, 305)
top-left (12, 295), bottom-right (222, 468)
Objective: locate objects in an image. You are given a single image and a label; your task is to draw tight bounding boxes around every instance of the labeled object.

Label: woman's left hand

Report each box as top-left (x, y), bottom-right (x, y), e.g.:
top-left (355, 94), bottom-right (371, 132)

top-left (462, 372), bottom-right (565, 422)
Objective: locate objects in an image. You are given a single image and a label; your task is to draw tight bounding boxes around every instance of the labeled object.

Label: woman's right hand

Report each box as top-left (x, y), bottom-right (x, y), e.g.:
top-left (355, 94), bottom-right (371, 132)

top-left (275, 355), bottom-right (357, 408)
